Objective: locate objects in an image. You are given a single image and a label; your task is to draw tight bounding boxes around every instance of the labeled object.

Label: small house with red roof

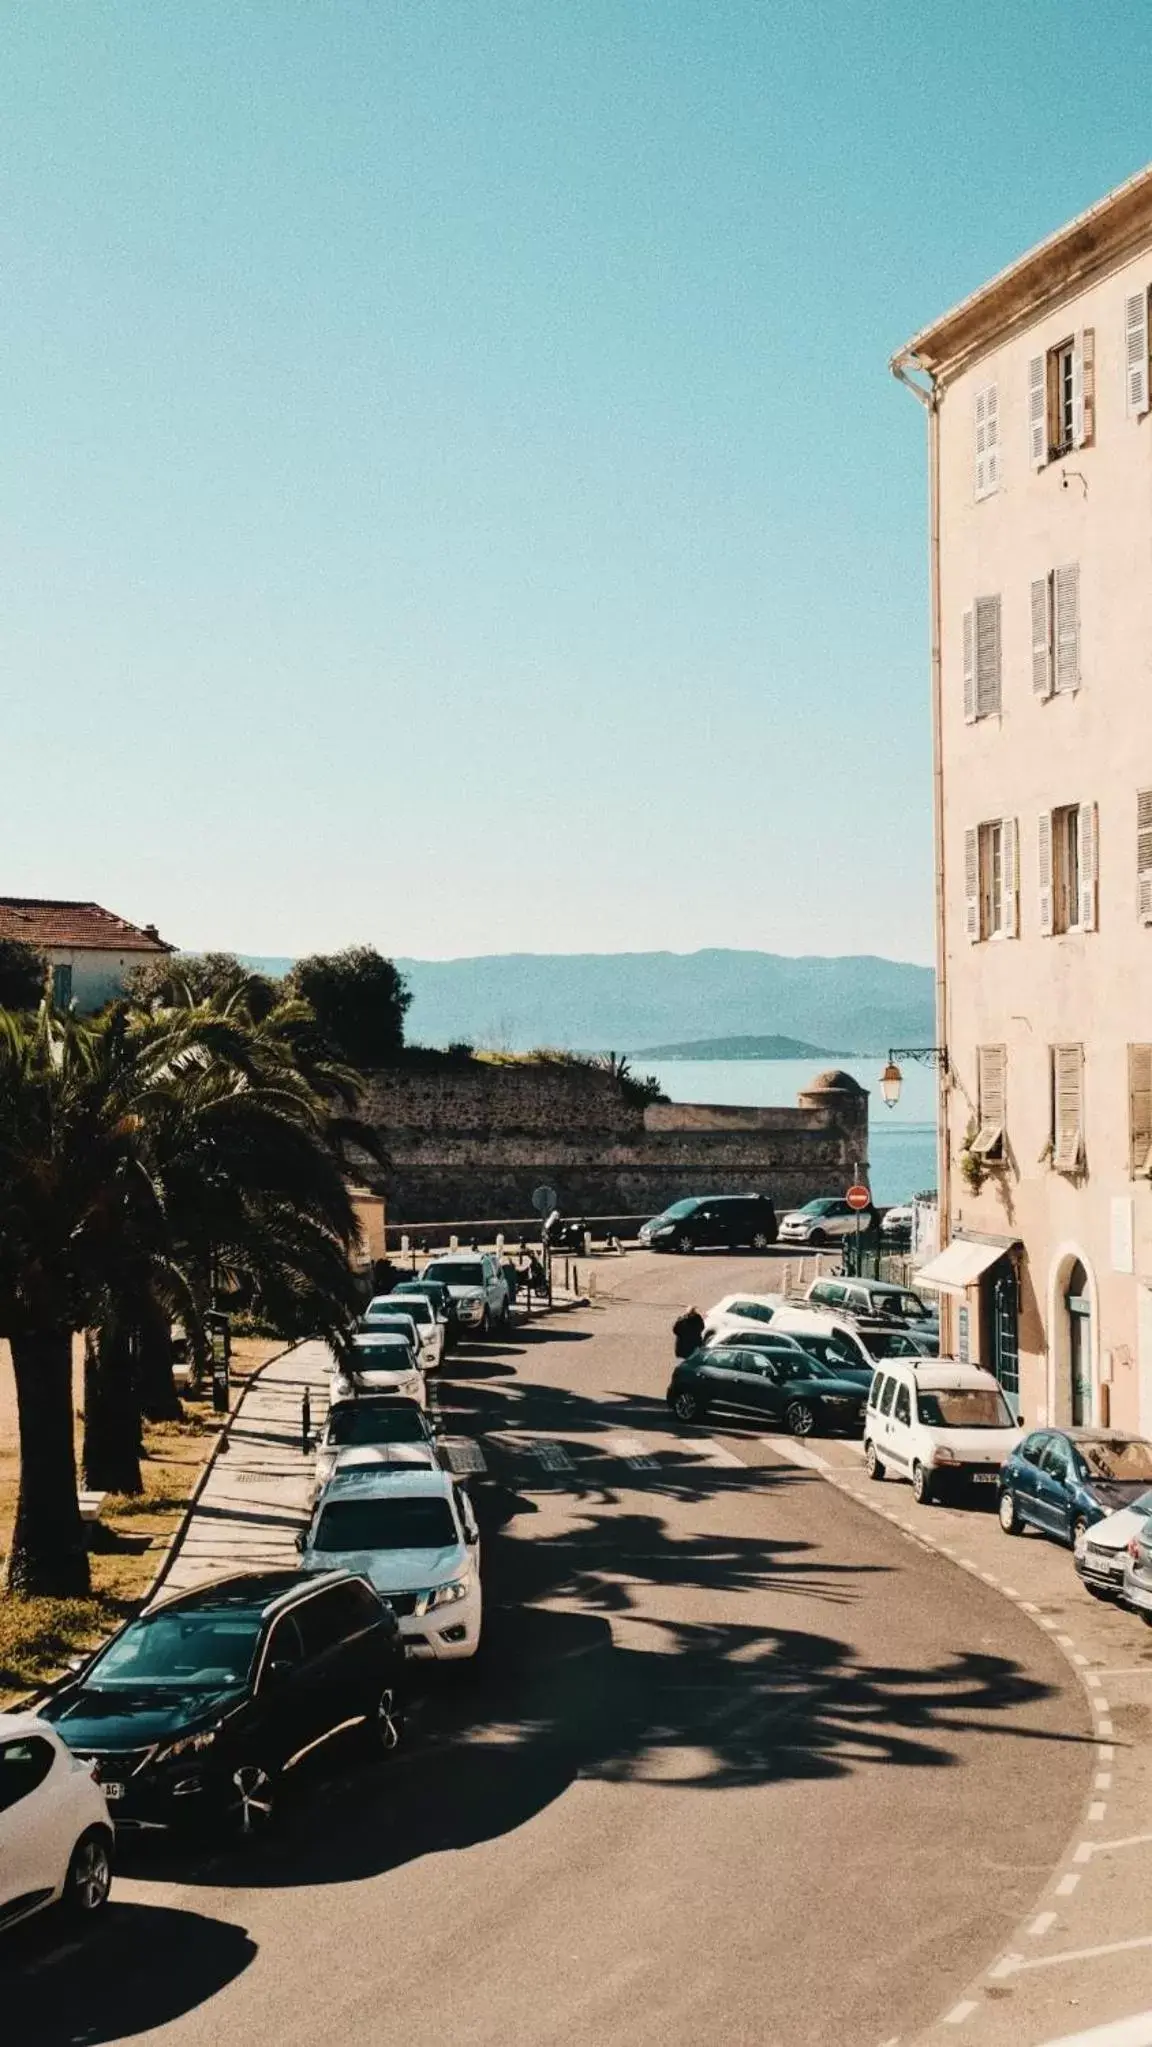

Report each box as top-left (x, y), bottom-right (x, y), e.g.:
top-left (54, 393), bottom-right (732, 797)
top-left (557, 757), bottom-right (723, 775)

top-left (0, 898), bottom-right (174, 1012)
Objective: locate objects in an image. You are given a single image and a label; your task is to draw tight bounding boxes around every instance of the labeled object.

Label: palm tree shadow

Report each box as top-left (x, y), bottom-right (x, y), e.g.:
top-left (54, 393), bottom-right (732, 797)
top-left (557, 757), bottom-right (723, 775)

top-left (5, 1904), bottom-right (256, 2045)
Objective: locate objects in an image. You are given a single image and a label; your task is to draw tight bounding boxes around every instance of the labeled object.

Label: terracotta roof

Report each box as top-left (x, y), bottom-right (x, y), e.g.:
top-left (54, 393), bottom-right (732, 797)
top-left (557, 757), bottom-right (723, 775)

top-left (0, 898), bottom-right (174, 954)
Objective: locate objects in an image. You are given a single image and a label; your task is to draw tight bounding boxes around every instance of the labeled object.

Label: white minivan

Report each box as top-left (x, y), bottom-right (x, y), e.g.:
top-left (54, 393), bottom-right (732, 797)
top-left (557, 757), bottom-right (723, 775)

top-left (864, 1358), bottom-right (1022, 1505)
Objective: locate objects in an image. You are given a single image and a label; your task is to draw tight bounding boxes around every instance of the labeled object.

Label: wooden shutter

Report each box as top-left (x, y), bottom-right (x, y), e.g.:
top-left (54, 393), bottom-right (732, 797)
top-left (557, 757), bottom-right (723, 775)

top-left (1078, 328), bottom-right (1095, 445)
top-left (1001, 816), bottom-right (1019, 937)
top-left (964, 826), bottom-right (980, 941)
top-left (1052, 1044), bottom-right (1084, 1172)
top-left (1078, 801), bottom-right (1098, 932)
top-left (1138, 788), bottom-right (1152, 923)
top-left (975, 594), bottom-right (1001, 716)
top-left (1029, 352), bottom-right (1047, 464)
top-left (1126, 289), bottom-right (1150, 418)
top-left (972, 1045), bottom-right (1007, 1157)
top-left (1038, 811), bottom-right (1054, 935)
top-left (1031, 574), bottom-right (1053, 697)
top-left (1129, 1045), bottom-right (1152, 1176)
top-left (1054, 563), bottom-right (1080, 692)
top-left (962, 608), bottom-right (975, 722)
top-left (1071, 336), bottom-right (1085, 447)
top-left (974, 382), bottom-right (1000, 498)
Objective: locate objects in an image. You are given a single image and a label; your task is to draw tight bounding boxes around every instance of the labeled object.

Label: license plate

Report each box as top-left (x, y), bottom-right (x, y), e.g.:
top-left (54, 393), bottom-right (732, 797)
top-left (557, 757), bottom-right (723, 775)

top-left (972, 1472), bottom-right (997, 1484)
top-left (103, 1781), bottom-right (125, 1800)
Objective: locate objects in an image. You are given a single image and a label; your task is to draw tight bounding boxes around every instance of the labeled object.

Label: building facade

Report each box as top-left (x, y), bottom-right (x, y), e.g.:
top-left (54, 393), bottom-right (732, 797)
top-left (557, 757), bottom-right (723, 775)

top-left (0, 898), bottom-right (174, 1011)
top-left (894, 163), bottom-right (1152, 1432)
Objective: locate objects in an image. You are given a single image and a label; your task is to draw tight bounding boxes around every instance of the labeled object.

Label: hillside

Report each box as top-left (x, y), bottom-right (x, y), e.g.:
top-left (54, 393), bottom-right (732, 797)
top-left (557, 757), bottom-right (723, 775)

top-left (243, 948), bottom-right (933, 1055)
top-left (635, 1033), bottom-right (834, 1060)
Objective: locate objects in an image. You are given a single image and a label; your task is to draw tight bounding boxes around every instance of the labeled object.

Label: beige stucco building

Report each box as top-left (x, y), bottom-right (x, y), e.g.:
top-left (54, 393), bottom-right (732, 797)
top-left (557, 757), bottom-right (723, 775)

top-left (0, 897), bottom-right (173, 1012)
top-left (894, 163), bottom-right (1152, 1434)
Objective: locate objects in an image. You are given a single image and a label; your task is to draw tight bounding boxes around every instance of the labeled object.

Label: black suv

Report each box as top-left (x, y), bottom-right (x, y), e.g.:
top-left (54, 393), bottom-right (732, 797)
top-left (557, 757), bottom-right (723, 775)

top-left (41, 1570), bottom-right (405, 1837)
top-left (639, 1194), bottom-right (778, 1253)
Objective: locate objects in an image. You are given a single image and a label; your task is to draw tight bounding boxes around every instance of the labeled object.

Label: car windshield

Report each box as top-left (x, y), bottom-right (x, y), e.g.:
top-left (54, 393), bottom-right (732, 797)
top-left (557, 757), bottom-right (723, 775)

top-left (798, 1200), bottom-right (837, 1216)
top-left (658, 1200), bottom-right (700, 1220)
top-left (383, 1297), bottom-right (430, 1324)
top-left (313, 1496), bottom-right (458, 1551)
top-left (1079, 1439), bottom-right (1152, 1482)
top-left (894, 1294), bottom-right (931, 1318)
top-left (799, 1334), bottom-right (861, 1370)
top-left (90, 1611), bottom-right (262, 1689)
top-left (351, 1339), bottom-right (410, 1358)
top-left (916, 1388), bottom-right (1015, 1429)
top-left (867, 1329), bottom-right (931, 1360)
top-left (783, 1352), bottom-right (836, 1379)
top-left (364, 1312), bottom-right (415, 1328)
top-left (424, 1261), bottom-right (485, 1285)
top-left (326, 1406), bottom-right (426, 1446)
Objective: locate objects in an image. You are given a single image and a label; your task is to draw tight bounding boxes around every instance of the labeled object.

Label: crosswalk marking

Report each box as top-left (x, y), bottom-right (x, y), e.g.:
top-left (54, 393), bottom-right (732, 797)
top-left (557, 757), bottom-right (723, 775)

top-left (604, 1434), bottom-right (659, 1469)
top-left (687, 1436), bottom-right (746, 1469)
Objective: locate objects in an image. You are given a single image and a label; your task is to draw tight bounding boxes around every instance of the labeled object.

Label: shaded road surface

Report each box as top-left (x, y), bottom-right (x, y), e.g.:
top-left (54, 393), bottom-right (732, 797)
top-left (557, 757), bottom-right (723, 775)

top-left (7, 1252), bottom-right (1091, 2047)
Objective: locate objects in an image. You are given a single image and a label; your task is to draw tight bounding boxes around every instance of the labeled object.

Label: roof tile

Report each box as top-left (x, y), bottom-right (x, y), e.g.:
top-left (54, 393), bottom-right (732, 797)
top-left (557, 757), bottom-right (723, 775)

top-left (0, 898), bottom-right (174, 954)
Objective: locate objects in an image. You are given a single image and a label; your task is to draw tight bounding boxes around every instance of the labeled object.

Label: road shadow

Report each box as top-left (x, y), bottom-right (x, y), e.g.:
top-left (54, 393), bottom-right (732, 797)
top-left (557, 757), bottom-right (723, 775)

top-left (4, 1903), bottom-right (256, 2042)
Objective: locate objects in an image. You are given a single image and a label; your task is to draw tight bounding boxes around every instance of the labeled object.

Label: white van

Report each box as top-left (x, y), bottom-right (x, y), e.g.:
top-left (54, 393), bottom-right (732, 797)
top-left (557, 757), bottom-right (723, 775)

top-left (864, 1358), bottom-right (1022, 1504)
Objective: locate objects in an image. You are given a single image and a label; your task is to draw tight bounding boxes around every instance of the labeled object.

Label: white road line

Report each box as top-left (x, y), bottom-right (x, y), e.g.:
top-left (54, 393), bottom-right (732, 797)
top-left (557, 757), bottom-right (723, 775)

top-left (1089, 1801), bottom-right (1108, 1822)
top-left (988, 1953), bottom-right (1021, 1980)
top-left (760, 1435), bottom-right (830, 1472)
top-left (691, 1436), bottom-right (747, 1469)
top-left (1002, 1930), bottom-right (1152, 1975)
top-left (1021, 1600), bottom-right (1040, 1613)
top-left (1030, 1910), bottom-right (1058, 1938)
top-left (1055, 1873), bottom-right (1081, 1897)
top-left (1057, 1633), bottom-right (1077, 1648)
top-left (1029, 2008), bottom-right (1152, 2045)
top-left (1097, 1772), bottom-right (1114, 1791)
top-left (1089, 1668), bottom-right (1152, 1680)
top-left (943, 2002), bottom-right (979, 2026)
top-left (1079, 1831), bottom-right (1152, 1857)
top-left (1100, 1719), bottom-right (1116, 1738)
top-left (604, 1435), bottom-right (659, 1470)
top-left (1086, 1673), bottom-right (1103, 1689)
top-left (1099, 1745), bottom-right (1116, 1762)
top-left (1000, 1584), bottom-right (1019, 1595)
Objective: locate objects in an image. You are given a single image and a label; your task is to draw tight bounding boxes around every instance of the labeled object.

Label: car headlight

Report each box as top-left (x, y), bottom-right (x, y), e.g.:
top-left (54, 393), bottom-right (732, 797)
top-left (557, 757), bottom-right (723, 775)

top-left (934, 1447), bottom-right (957, 1464)
top-left (421, 1575), bottom-right (471, 1612)
top-left (154, 1726), bottom-right (220, 1765)
top-left (653, 1226), bottom-right (674, 1238)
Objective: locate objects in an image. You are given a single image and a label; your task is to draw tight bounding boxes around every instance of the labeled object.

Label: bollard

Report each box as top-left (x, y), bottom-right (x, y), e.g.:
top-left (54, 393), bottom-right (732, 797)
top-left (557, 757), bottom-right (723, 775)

top-left (301, 1388), bottom-right (312, 1454)
top-left (589, 1268), bottom-right (597, 1298)
top-left (572, 1263), bottom-right (579, 1296)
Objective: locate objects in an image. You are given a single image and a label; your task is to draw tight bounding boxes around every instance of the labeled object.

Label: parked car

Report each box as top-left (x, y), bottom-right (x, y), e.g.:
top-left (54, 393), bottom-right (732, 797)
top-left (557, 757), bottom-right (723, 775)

top-left (1074, 1489), bottom-right (1152, 1598)
top-left (864, 1359), bottom-right (1021, 1503)
top-left (778, 1197), bottom-right (874, 1246)
top-left (700, 1293), bottom-right (784, 1345)
top-left (667, 1342), bottom-right (866, 1437)
top-left (770, 1306), bottom-right (938, 1378)
top-left (1122, 1518), bottom-right (1152, 1624)
top-left (332, 1332), bottom-right (425, 1406)
top-left (880, 1203), bottom-right (915, 1242)
top-left (362, 1299), bottom-right (442, 1371)
top-left (0, 1713), bottom-right (113, 1932)
top-left (805, 1277), bottom-right (932, 1324)
top-left (421, 1254), bottom-right (510, 1335)
top-left (392, 1278), bottom-right (456, 1351)
top-left (729, 1323), bottom-right (874, 1388)
top-left (299, 1466), bottom-right (483, 1661)
top-left (999, 1429), bottom-right (1152, 1546)
top-left (41, 1570), bottom-right (406, 1837)
top-left (639, 1195), bottom-right (778, 1254)
top-left (312, 1395), bottom-right (443, 1502)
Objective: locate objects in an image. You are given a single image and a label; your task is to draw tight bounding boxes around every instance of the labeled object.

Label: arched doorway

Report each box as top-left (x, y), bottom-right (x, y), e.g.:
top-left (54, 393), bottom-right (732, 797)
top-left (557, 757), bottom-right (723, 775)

top-left (1066, 1259), bottom-right (1093, 1426)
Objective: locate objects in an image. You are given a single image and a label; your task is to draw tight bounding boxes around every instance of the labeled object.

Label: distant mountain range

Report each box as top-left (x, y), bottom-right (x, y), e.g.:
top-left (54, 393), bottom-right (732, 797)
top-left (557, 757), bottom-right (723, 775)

top-left (242, 949), bottom-right (933, 1057)
top-left (635, 1033), bottom-right (834, 1060)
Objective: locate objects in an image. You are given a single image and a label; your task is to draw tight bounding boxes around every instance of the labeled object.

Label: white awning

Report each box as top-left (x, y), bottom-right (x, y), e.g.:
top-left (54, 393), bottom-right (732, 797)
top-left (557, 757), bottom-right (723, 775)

top-left (915, 1237), bottom-right (1012, 1295)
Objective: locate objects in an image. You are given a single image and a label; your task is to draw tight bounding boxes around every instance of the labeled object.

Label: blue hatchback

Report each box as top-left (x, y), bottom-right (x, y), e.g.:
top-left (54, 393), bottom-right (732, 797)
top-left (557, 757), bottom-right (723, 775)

top-left (998, 1428), bottom-right (1152, 1546)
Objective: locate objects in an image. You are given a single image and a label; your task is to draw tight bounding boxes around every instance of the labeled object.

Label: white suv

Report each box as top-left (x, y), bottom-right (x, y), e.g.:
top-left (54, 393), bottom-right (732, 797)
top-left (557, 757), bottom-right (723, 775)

top-left (701, 1294), bottom-right (783, 1346)
top-left (864, 1358), bottom-right (1022, 1504)
top-left (0, 1713), bottom-right (113, 1930)
top-left (421, 1254), bottom-right (510, 1336)
top-left (300, 1465), bottom-right (482, 1660)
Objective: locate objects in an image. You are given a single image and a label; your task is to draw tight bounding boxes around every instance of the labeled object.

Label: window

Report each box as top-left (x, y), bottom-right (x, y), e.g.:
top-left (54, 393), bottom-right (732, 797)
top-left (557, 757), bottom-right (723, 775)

top-left (1051, 1044), bottom-right (1085, 1173)
top-left (974, 382), bottom-right (999, 498)
top-left (1138, 790), bottom-right (1152, 924)
top-left (893, 1384), bottom-right (911, 1425)
top-left (878, 1376), bottom-right (897, 1417)
top-left (1040, 1436), bottom-right (1073, 1482)
top-left (1029, 332), bottom-right (1094, 466)
top-left (1031, 566), bottom-right (1080, 697)
top-left (731, 1301), bottom-right (775, 1324)
top-left (1126, 287), bottom-right (1150, 418)
top-left (1129, 1046), bottom-right (1152, 1177)
top-left (962, 596), bottom-right (1002, 719)
top-left (1040, 804), bottom-right (1097, 935)
top-left (971, 1045), bottom-right (1006, 1160)
top-left (964, 818), bottom-right (1018, 941)
top-left (52, 963), bottom-right (73, 1008)
top-left (0, 1737), bottom-right (55, 1814)
top-left (296, 1582), bottom-right (377, 1658)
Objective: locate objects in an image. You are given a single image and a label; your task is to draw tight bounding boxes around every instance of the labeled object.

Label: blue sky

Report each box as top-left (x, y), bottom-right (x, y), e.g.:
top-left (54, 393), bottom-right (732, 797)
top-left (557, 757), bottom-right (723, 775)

top-left (5, 3), bottom-right (1149, 966)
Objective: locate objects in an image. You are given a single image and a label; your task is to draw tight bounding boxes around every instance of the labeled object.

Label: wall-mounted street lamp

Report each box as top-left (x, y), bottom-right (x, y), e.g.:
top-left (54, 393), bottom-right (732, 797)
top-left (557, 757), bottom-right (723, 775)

top-left (880, 1045), bottom-right (950, 1110)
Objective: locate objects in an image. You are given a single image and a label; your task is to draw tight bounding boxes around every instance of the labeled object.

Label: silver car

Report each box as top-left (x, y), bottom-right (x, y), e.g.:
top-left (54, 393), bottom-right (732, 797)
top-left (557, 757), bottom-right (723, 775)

top-left (1077, 1489), bottom-right (1152, 1597)
top-left (778, 1197), bottom-right (874, 1246)
top-left (1122, 1514), bottom-right (1152, 1621)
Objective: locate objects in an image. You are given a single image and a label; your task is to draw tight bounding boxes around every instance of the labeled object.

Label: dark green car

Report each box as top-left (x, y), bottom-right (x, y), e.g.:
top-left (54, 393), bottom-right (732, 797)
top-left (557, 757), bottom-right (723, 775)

top-left (667, 1343), bottom-right (866, 1437)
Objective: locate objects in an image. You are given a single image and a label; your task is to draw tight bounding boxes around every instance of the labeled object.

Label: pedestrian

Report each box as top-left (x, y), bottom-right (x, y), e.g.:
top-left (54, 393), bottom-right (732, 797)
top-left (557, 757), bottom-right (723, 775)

top-left (673, 1304), bottom-right (705, 1358)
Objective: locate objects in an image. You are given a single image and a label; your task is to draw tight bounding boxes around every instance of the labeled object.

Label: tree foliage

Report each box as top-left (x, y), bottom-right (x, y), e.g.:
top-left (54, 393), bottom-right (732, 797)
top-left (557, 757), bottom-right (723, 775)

top-left (285, 946), bottom-right (411, 1069)
top-left (0, 938), bottom-right (48, 1011)
top-left (124, 950), bottom-right (279, 1020)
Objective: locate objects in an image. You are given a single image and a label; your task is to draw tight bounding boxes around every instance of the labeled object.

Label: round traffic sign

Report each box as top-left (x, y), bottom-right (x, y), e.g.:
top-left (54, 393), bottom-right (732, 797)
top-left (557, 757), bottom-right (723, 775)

top-left (845, 1184), bottom-right (871, 1211)
top-left (532, 1185), bottom-right (559, 1216)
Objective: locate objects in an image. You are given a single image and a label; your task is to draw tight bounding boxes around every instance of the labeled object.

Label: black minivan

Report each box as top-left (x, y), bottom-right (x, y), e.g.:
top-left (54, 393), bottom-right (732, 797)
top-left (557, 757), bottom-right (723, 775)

top-left (639, 1194), bottom-right (778, 1253)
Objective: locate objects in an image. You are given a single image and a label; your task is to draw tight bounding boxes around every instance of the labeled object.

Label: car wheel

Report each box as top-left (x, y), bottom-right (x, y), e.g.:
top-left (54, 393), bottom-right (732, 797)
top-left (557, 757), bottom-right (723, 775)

top-left (865, 1440), bottom-right (885, 1481)
top-left (229, 1761), bottom-right (278, 1837)
top-left (998, 1489), bottom-right (1022, 1535)
top-left (750, 1230), bottom-right (771, 1251)
top-left (373, 1682), bottom-right (405, 1755)
top-left (809, 1229), bottom-right (828, 1247)
top-left (480, 1308), bottom-right (491, 1337)
top-left (675, 1233), bottom-right (693, 1254)
top-left (671, 1388), bottom-right (703, 1423)
top-left (785, 1400), bottom-right (818, 1439)
top-left (62, 1827), bottom-right (113, 1920)
top-left (911, 1461), bottom-right (934, 1506)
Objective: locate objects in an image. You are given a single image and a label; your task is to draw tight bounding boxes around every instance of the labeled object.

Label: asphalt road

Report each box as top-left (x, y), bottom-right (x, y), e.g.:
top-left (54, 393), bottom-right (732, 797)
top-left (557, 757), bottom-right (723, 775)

top-left (7, 1252), bottom-right (1093, 2047)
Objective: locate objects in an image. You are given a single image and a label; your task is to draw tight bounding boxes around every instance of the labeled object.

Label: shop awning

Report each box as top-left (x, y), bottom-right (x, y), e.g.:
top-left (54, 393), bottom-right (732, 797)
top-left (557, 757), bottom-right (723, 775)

top-left (915, 1236), bottom-right (1017, 1295)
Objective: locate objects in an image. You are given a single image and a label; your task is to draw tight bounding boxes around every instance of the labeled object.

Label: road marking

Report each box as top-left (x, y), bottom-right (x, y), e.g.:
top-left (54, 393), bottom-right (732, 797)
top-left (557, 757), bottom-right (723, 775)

top-left (604, 1435), bottom-right (659, 1470)
top-left (1099, 1745), bottom-right (1116, 1762)
top-left (1029, 2008), bottom-right (1152, 2044)
top-left (1089, 1802), bottom-right (1108, 1822)
top-left (692, 1436), bottom-right (747, 1469)
top-left (1090, 1693), bottom-right (1109, 1711)
top-left (943, 2002), bottom-right (978, 2025)
top-left (1030, 1911), bottom-right (1058, 1938)
top-left (1055, 1873), bottom-right (1081, 1897)
top-left (999, 1930), bottom-right (1152, 1975)
top-left (980, 1571), bottom-right (999, 1585)
top-left (1086, 1672), bottom-right (1103, 1689)
top-left (1001, 1584), bottom-right (1019, 1596)
top-left (1100, 1720), bottom-right (1116, 1738)
top-left (760, 1436), bottom-right (829, 1472)
top-left (1074, 1654), bottom-right (1090, 1666)
top-left (1089, 1668), bottom-right (1152, 1680)
top-left (1097, 1772), bottom-right (1114, 1790)
top-left (1057, 1633), bottom-right (1077, 1647)
top-left (1074, 1843), bottom-right (1095, 1863)
top-left (988, 1953), bottom-right (1021, 1979)
top-left (1021, 1600), bottom-right (1040, 1613)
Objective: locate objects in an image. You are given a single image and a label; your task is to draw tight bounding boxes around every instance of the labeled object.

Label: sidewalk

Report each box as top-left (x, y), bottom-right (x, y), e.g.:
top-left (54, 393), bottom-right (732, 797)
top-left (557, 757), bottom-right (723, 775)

top-left (157, 1340), bottom-right (332, 1596)
top-left (765, 1430), bottom-right (1152, 2047)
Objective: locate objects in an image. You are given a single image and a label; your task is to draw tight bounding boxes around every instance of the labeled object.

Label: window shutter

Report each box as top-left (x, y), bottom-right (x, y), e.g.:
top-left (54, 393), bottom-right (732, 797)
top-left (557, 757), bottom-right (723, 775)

top-left (1126, 289), bottom-right (1150, 418)
top-left (975, 594), bottom-right (1001, 716)
top-left (1071, 336), bottom-right (1085, 447)
top-left (1038, 811), bottom-right (1054, 935)
top-left (1001, 816), bottom-right (1019, 937)
top-left (1138, 788), bottom-right (1152, 924)
top-left (1052, 1044), bottom-right (1084, 1173)
top-left (1129, 1045), bottom-right (1152, 1175)
top-left (1078, 800), bottom-right (1098, 932)
top-left (972, 1045), bottom-right (1006, 1158)
top-left (1029, 352), bottom-right (1047, 465)
top-left (962, 608), bottom-right (975, 722)
top-left (1031, 574), bottom-right (1053, 697)
top-left (1078, 328), bottom-right (1095, 445)
top-left (985, 382), bottom-right (999, 490)
top-left (964, 826), bottom-right (980, 941)
top-left (1054, 563), bottom-right (1080, 692)
top-left (974, 382), bottom-right (1000, 498)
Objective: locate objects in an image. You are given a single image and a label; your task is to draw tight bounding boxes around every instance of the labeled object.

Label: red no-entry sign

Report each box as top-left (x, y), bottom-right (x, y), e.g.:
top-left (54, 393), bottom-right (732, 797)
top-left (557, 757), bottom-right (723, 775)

top-left (845, 1184), bottom-right (871, 1211)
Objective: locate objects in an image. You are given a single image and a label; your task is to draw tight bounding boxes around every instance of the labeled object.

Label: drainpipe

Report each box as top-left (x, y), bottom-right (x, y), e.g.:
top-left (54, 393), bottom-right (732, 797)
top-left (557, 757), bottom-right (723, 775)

top-left (891, 350), bottom-right (952, 1274)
